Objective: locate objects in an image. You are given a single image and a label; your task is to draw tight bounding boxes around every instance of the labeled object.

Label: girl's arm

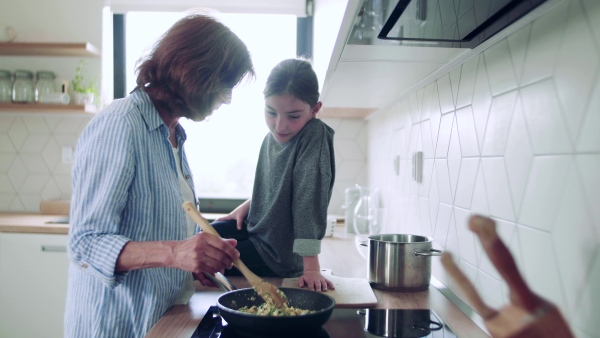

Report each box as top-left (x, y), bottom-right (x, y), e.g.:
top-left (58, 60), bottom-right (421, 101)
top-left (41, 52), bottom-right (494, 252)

top-left (297, 255), bottom-right (335, 291)
top-left (215, 199), bottom-right (251, 230)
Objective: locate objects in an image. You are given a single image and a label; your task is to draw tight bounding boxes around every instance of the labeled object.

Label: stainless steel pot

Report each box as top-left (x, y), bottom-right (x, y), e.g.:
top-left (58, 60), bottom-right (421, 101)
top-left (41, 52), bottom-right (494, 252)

top-left (367, 234), bottom-right (442, 292)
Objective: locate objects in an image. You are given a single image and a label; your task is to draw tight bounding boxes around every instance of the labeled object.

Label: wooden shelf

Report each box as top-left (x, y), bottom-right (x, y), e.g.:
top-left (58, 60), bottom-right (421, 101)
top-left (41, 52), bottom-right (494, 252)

top-left (0, 102), bottom-right (97, 114)
top-left (0, 42), bottom-right (100, 57)
top-left (318, 107), bottom-right (377, 119)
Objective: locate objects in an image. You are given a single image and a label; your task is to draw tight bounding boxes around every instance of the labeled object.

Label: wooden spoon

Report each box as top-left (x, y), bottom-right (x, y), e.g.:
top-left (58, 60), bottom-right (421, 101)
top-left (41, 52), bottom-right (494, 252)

top-left (182, 201), bottom-right (287, 308)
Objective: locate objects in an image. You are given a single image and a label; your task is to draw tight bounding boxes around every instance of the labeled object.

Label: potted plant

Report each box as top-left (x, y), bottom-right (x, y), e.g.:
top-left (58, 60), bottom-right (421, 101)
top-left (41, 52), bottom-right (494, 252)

top-left (71, 60), bottom-right (98, 105)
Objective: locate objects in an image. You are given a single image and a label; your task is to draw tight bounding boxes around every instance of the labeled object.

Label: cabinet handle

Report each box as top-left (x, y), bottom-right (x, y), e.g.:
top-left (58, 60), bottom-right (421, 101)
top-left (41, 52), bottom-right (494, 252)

top-left (41, 245), bottom-right (67, 253)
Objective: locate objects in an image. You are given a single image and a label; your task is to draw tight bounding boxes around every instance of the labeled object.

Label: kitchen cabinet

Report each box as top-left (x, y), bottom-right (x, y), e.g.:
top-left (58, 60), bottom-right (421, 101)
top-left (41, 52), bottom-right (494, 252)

top-left (0, 41), bottom-right (100, 115)
top-left (0, 232), bottom-right (69, 338)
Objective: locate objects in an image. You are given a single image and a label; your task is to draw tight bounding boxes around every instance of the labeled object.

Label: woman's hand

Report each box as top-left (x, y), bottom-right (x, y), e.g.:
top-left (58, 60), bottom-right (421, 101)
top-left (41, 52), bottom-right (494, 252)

top-left (297, 270), bottom-right (335, 292)
top-left (215, 199), bottom-right (251, 230)
top-left (173, 232), bottom-right (239, 275)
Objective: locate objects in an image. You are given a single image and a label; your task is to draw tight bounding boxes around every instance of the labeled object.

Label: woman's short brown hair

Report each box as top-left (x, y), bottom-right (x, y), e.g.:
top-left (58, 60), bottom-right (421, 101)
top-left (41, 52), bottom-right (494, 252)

top-left (136, 14), bottom-right (255, 118)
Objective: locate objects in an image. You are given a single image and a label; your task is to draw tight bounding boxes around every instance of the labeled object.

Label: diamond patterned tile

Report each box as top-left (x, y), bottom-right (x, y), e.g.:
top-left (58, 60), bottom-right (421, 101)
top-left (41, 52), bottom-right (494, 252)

top-left (576, 76), bottom-right (600, 152)
top-left (455, 106), bottom-right (480, 157)
top-left (420, 82), bottom-right (434, 121)
top-left (7, 158), bottom-right (27, 191)
top-left (437, 73), bottom-right (455, 114)
top-left (0, 116), bottom-right (15, 132)
top-left (504, 118), bottom-right (532, 217)
top-left (0, 174), bottom-right (15, 193)
top-left (22, 116), bottom-right (50, 133)
top-left (0, 154), bottom-right (16, 173)
top-left (554, 0), bottom-right (600, 141)
top-left (517, 225), bottom-right (567, 313)
top-left (335, 139), bottom-right (366, 160)
top-left (552, 165), bottom-right (597, 313)
top-left (506, 23), bottom-right (531, 85)
top-left (429, 83), bottom-right (442, 154)
top-left (572, 250), bottom-right (600, 335)
top-left (435, 159), bottom-right (452, 205)
top-left (476, 270), bottom-right (504, 309)
top-left (581, 0), bottom-right (600, 47)
top-left (482, 90), bottom-right (517, 156)
top-left (43, 115), bottom-right (62, 132)
top-left (576, 155), bottom-right (600, 233)
top-left (53, 174), bottom-right (72, 196)
top-left (520, 79), bottom-right (571, 155)
top-left (420, 159), bottom-right (434, 198)
top-left (336, 159), bottom-right (366, 181)
top-left (357, 124), bottom-right (368, 158)
top-left (452, 259), bottom-right (478, 307)
top-left (9, 197), bottom-right (25, 211)
top-left (20, 154), bottom-right (50, 174)
top-left (407, 195), bottom-right (422, 235)
top-left (8, 117), bottom-right (28, 150)
top-left (449, 65), bottom-right (462, 107)
top-left (409, 91), bottom-right (420, 124)
top-left (54, 116), bottom-right (88, 134)
top-left (420, 197), bottom-right (433, 237)
top-left (19, 174), bottom-right (50, 194)
top-left (471, 54), bottom-right (492, 150)
top-left (0, 135), bottom-right (16, 153)
top-left (443, 214), bottom-right (460, 283)
top-left (454, 207), bottom-right (478, 266)
top-left (335, 119), bottom-right (365, 139)
top-left (435, 113), bottom-right (454, 158)
top-left (483, 39), bottom-right (518, 96)
top-left (471, 161), bottom-right (490, 216)
top-left (429, 164), bottom-right (440, 227)
top-left (21, 134), bottom-right (52, 153)
top-left (420, 121), bottom-right (435, 159)
top-left (447, 119), bottom-right (462, 200)
top-left (519, 156), bottom-right (570, 231)
top-left (482, 157), bottom-right (515, 221)
top-left (17, 193), bottom-right (42, 212)
top-left (454, 158), bottom-right (479, 209)
top-left (42, 137), bottom-right (61, 173)
top-left (521, 0), bottom-right (568, 85)
top-left (433, 203), bottom-right (452, 249)
top-left (0, 194), bottom-right (15, 210)
top-left (456, 56), bottom-right (479, 109)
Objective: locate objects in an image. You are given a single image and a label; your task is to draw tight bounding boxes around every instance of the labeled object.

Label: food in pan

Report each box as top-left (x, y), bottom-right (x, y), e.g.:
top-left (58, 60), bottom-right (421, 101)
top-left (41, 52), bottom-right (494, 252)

top-left (238, 302), bottom-right (315, 316)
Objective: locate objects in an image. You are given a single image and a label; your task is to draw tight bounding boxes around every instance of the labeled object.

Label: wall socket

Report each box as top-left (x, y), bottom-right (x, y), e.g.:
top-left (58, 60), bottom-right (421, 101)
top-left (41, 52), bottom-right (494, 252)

top-left (412, 151), bottom-right (423, 183)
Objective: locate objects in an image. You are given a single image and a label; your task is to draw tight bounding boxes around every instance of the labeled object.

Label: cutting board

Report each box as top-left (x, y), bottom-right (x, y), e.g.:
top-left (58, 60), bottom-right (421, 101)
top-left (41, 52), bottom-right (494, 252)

top-left (282, 269), bottom-right (377, 308)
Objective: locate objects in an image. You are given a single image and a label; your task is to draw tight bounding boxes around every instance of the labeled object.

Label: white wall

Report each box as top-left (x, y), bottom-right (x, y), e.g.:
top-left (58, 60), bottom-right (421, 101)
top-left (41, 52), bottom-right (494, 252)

top-left (367, 0), bottom-right (600, 336)
top-left (0, 0), bottom-right (104, 211)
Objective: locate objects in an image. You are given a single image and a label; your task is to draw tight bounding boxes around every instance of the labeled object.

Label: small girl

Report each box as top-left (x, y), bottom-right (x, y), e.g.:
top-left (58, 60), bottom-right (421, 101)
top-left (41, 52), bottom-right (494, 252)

top-left (212, 58), bottom-right (336, 292)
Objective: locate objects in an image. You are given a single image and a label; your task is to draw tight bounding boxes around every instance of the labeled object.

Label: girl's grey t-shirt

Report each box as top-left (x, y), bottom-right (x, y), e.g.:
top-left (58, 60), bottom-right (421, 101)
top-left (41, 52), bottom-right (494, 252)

top-left (247, 118), bottom-right (335, 277)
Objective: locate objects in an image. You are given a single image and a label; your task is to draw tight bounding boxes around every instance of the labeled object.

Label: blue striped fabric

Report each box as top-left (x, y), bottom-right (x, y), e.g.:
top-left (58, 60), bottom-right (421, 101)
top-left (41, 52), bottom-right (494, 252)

top-left (65, 89), bottom-right (196, 337)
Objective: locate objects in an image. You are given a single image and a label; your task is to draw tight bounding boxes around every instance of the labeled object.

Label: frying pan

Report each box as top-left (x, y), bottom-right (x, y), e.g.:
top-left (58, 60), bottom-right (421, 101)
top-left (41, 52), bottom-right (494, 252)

top-left (217, 287), bottom-right (335, 336)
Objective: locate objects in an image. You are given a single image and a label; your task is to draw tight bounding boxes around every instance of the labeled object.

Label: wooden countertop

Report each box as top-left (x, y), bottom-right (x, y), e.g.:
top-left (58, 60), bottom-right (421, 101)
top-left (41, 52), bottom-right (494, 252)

top-left (0, 213), bottom-right (70, 234)
top-left (146, 224), bottom-right (490, 338)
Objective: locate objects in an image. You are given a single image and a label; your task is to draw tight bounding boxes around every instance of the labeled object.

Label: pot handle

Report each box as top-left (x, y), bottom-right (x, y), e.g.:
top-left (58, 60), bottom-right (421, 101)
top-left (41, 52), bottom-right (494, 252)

top-left (413, 248), bottom-right (443, 257)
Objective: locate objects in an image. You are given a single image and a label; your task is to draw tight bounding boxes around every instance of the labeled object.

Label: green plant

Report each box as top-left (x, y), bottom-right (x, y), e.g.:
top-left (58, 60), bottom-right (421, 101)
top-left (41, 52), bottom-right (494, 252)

top-left (71, 60), bottom-right (98, 96)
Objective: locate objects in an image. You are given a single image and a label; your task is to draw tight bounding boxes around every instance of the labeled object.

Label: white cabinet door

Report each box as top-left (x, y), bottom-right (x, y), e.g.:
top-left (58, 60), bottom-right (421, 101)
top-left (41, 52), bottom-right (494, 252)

top-left (0, 233), bottom-right (69, 338)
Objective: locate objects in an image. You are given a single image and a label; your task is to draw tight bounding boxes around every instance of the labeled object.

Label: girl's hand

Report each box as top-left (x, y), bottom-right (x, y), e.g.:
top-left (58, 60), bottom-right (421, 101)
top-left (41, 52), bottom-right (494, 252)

top-left (297, 270), bottom-right (335, 292)
top-left (215, 199), bottom-right (251, 230)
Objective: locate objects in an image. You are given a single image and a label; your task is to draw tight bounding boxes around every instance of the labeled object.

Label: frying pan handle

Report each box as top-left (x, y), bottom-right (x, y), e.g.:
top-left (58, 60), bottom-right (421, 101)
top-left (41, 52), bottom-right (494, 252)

top-left (413, 249), bottom-right (443, 257)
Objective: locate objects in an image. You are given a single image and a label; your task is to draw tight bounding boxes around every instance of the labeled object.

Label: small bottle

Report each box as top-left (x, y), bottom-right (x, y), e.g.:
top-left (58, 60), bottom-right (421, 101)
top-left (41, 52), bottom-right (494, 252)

top-left (0, 70), bottom-right (11, 102)
top-left (35, 71), bottom-right (57, 102)
top-left (12, 70), bottom-right (35, 103)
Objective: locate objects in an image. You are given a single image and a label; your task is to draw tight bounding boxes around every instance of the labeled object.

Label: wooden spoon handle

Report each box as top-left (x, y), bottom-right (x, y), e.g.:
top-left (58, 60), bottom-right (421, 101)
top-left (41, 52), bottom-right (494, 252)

top-left (468, 215), bottom-right (541, 312)
top-left (441, 252), bottom-right (497, 319)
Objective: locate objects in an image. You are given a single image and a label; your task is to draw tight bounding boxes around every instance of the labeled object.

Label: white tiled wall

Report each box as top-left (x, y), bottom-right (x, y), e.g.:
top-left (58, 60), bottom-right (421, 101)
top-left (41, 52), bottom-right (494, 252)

top-left (0, 115), bottom-right (92, 212)
top-left (367, 0), bottom-right (599, 336)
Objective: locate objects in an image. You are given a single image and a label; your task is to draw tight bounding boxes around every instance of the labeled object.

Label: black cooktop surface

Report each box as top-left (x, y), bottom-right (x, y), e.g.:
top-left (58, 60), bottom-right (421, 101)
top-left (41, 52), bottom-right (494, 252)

top-left (192, 306), bottom-right (457, 338)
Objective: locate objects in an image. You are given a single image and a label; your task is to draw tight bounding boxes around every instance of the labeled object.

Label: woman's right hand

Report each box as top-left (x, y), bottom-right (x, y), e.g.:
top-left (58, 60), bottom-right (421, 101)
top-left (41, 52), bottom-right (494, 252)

top-left (215, 199), bottom-right (251, 230)
top-left (173, 232), bottom-right (239, 275)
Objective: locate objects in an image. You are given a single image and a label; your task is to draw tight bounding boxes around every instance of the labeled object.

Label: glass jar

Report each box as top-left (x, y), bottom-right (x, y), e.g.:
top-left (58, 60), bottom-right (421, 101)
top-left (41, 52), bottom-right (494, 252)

top-left (35, 70), bottom-right (57, 102)
top-left (12, 70), bottom-right (35, 103)
top-left (0, 70), bottom-right (11, 102)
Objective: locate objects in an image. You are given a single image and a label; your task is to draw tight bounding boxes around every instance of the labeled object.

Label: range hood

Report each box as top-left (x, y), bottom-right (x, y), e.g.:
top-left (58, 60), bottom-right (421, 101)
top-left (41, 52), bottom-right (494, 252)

top-left (348, 0), bottom-right (548, 48)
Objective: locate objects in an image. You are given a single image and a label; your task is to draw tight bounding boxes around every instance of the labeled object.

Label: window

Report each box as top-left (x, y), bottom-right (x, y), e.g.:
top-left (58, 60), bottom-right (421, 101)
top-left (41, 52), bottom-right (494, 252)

top-left (124, 12), bottom-right (297, 199)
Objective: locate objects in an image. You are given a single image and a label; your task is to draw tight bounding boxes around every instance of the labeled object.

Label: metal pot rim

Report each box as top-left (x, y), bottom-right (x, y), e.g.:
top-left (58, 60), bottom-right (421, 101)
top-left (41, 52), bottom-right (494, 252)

top-left (367, 233), bottom-right (432, 244)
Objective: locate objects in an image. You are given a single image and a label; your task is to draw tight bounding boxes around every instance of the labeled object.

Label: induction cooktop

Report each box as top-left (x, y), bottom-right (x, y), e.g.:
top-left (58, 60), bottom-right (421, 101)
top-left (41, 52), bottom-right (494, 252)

top-left (192, 306), bottom-right (457, 338)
